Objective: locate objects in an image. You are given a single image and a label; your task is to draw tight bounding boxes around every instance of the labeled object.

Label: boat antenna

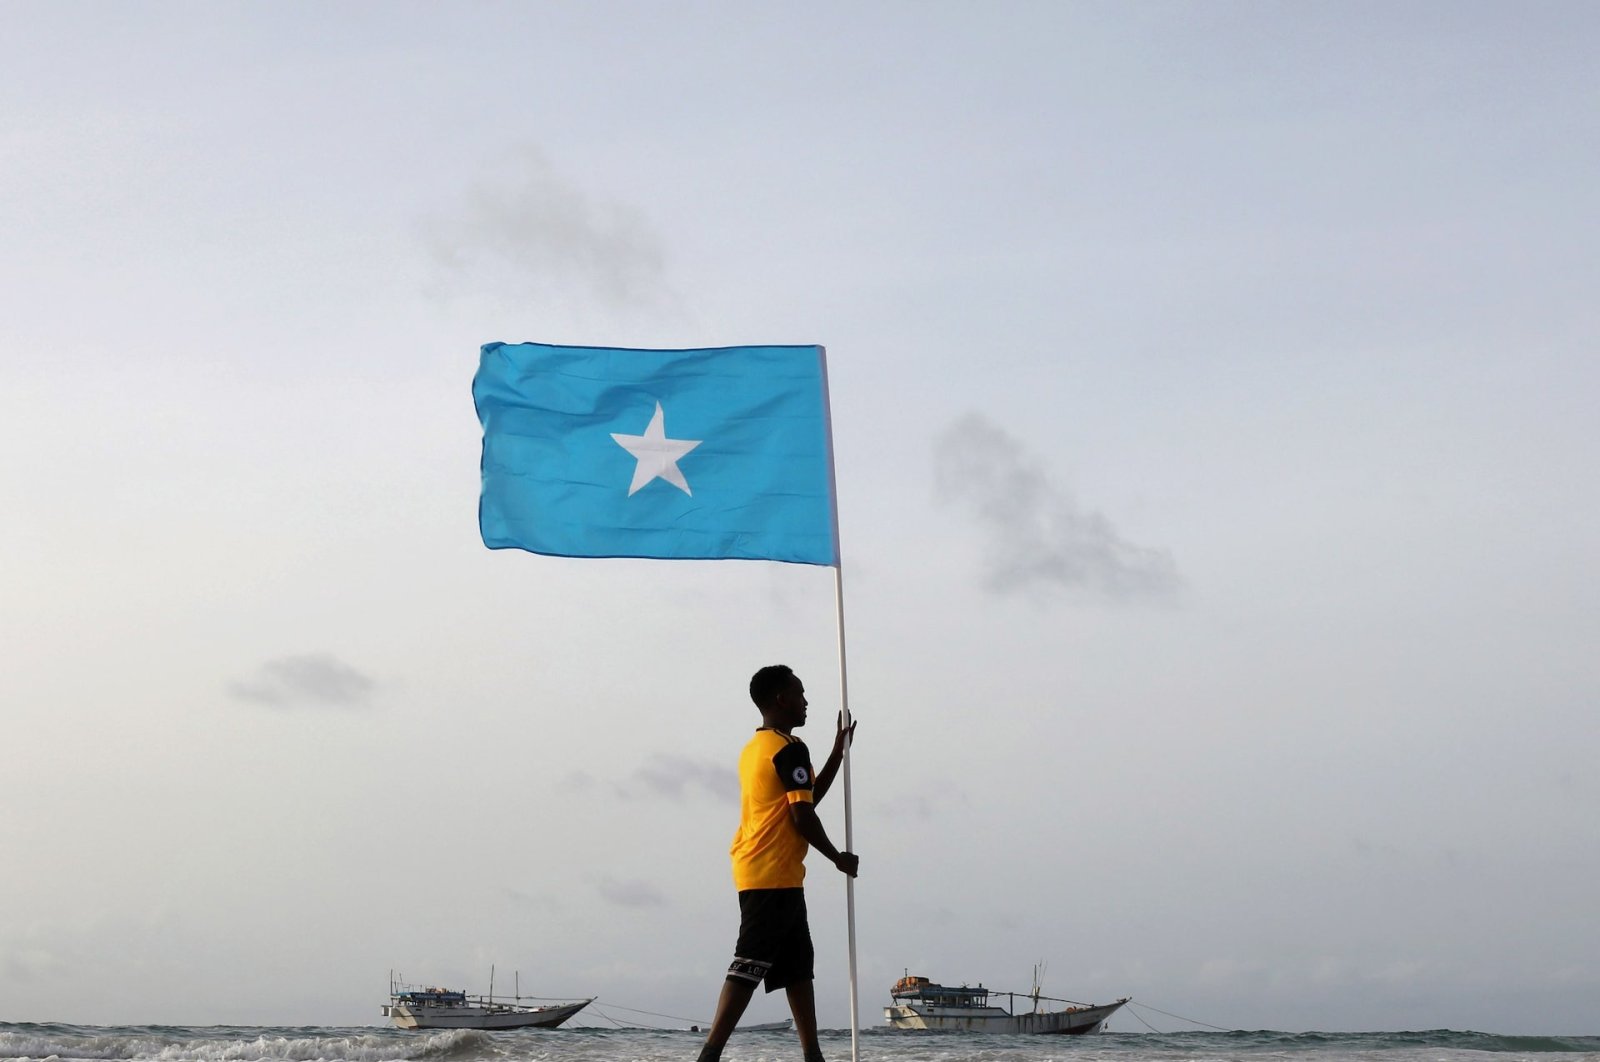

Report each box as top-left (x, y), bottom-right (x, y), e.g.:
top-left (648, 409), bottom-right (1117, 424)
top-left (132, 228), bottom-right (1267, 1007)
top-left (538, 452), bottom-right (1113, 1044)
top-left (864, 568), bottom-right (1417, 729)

top-left (490, 964), bottom-right (495, 1004)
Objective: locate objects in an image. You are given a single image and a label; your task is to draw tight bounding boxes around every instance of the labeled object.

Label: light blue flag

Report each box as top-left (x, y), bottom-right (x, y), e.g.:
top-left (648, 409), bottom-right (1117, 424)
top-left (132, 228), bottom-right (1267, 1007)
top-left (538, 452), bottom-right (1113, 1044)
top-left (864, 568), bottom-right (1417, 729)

top-left (474, 342), bottom-right (838, 565)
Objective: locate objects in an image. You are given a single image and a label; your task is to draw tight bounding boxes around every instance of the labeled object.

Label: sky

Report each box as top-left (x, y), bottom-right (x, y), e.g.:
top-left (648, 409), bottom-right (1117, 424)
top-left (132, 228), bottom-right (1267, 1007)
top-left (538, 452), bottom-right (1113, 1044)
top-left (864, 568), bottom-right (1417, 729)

top-left (3, 0), bottom-right (1598, 1036)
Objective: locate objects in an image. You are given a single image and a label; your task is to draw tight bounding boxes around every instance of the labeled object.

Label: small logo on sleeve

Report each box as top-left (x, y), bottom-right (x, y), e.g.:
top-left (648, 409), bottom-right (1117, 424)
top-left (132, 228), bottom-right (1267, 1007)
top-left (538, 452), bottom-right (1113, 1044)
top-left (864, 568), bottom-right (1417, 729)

top-left (792, 766), bottom-right (811, 785)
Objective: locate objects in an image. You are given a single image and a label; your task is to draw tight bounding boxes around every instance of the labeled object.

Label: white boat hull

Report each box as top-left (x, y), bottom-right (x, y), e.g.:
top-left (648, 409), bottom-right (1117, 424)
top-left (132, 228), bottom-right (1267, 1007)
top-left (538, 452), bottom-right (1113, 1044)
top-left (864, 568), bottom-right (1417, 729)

top-left (386, 998), bottom-right (590, 1030)
top-left (885, 998), bottom-right (1126, 1034)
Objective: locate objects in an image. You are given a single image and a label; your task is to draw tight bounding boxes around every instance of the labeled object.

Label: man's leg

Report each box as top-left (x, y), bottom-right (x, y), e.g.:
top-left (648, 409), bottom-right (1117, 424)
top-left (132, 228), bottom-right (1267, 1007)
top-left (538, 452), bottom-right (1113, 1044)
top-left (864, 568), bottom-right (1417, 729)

top-left (785, 979), bottom-right (825, 1062)
top-left (696, 977), bottom-right (757, 1062)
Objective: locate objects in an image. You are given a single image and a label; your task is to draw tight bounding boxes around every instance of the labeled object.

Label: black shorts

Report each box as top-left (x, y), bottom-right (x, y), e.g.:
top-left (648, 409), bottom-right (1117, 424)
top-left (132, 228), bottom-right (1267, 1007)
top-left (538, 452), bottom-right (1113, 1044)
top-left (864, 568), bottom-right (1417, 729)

top-left (726, 888), bottom-right (813, 993)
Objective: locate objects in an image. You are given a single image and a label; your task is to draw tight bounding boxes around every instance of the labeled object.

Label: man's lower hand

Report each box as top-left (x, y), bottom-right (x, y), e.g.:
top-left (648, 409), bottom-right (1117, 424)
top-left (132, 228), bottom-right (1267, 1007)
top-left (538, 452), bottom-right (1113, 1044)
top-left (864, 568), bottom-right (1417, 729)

top-left (834, 851), bottom-right (859, 877)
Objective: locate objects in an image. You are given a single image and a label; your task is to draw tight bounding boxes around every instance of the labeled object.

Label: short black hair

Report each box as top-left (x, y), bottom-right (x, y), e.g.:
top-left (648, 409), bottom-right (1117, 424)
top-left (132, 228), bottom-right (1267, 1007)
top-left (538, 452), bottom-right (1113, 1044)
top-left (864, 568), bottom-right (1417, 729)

top-left (749, 664), bottom-right (797, 709)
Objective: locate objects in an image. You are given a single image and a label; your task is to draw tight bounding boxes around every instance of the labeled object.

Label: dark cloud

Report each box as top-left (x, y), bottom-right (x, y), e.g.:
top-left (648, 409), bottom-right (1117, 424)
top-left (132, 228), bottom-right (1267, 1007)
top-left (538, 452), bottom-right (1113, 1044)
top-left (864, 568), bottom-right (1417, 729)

top-left (502, 886), bottom-right (564, 912)
top-left (424, 148), bottom-right (670, 310)
top-left (935, 412), bottom-right (1181, 601)
top-left (559, 770), bottom-right (601, 793)
top-left (614, 754), bottom-right (738, 803)
top-left (227, 653), bottom-right (375, 709)
top-left (595, 877), bottom-right (666, 909)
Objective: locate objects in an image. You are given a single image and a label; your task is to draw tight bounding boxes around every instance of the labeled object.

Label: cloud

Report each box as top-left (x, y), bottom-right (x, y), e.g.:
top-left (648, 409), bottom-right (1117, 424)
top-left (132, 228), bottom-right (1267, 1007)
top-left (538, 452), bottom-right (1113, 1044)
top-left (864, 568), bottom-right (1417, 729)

top-left (227, 653), bottom-right (375, 709)
top-left (559, 770), bottom-right (601, 793)
top-left (614, 754), bottom-right (738, 803)
top-left (595, 877), bottom-right (667, 909)
top-left (2, 942), bottom-right (62, 982)
top-left (424, 148), bottom-right (671, 310)
top-left (502, 886), bottom-right (564, 912)
top-left (935, 412), bottom-right (1181, 601)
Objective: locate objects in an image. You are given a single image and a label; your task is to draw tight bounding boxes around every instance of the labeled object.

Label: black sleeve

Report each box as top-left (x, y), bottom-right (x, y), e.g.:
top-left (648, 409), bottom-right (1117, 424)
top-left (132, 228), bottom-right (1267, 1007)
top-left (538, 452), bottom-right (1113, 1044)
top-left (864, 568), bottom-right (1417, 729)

top-left (772, 740), bottom-right (815, 794)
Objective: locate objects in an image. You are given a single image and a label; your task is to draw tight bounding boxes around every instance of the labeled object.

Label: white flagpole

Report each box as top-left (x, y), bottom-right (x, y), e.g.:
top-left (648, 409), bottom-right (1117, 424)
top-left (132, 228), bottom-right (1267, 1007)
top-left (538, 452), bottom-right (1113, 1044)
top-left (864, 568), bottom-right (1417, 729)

top-left (833, 566), bottom-right (860, 1062)
top-left (817, 347), bottom-right (860, 1062)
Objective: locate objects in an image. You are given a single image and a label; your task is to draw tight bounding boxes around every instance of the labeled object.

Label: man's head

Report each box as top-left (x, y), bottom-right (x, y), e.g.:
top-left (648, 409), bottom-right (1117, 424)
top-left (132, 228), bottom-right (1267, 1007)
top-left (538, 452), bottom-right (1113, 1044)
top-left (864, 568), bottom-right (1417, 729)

top-left (749, 664), bottom-right (808, 731)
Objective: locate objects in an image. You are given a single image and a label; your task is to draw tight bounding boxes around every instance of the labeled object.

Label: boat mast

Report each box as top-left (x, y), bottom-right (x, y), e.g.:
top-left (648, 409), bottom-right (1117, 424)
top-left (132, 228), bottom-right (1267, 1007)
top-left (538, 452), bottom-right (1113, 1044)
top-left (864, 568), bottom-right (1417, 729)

top-left (490, 964), bottom-right (495, 1004)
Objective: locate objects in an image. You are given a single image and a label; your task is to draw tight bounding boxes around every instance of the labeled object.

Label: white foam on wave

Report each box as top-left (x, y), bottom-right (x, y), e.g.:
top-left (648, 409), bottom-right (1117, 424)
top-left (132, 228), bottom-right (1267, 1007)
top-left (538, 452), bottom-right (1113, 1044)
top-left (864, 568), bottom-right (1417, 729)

top-left (0, 1028), bottom-right (489, 1062)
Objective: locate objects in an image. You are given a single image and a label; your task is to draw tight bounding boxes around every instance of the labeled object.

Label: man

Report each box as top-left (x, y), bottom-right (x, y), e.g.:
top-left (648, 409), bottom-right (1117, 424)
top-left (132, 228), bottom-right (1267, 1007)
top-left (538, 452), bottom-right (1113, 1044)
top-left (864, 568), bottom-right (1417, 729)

top-left (697, 664), bottom-right (858, 1062)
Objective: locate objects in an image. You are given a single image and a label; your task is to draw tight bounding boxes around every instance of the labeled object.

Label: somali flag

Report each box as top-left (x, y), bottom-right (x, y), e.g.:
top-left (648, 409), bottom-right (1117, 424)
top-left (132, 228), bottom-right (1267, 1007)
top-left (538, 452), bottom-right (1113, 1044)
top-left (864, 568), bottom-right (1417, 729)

top-left (473, 342), bottom-right (838, 566)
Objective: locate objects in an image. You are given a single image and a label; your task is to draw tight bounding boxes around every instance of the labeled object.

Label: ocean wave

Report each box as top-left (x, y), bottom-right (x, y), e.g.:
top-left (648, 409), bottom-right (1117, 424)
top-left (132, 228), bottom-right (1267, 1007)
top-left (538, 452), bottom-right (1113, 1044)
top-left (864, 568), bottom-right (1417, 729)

top-left (1083, 1029), bottom-right (1600, 1055)
top-left (0, 1026), bottom-right (490, 1062)
top-left (1431, 1031), bottom-right (1600, 1054)
top-left (4, 1024), bottom-right (1597, 1062)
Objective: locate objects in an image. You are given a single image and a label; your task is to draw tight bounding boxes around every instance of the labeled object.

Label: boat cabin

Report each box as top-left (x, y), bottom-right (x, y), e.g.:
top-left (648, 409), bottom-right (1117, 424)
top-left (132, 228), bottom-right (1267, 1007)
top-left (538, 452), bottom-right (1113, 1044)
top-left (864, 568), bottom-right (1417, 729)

top-left (395, 988), bottom-right (468, 1007)
top-left (891, 976), bottom-right (991, 1008)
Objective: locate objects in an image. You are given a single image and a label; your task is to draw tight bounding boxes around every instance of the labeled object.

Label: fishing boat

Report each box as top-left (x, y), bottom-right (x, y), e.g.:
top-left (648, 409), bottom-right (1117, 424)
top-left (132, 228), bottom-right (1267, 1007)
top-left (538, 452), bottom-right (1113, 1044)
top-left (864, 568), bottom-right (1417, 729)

top-left (384, 972), bottom-right (592, 1030)
top-left (884, 973), bottom-right (1127, 1034)
top-left (687, 1018), bottom-right (794, 1033)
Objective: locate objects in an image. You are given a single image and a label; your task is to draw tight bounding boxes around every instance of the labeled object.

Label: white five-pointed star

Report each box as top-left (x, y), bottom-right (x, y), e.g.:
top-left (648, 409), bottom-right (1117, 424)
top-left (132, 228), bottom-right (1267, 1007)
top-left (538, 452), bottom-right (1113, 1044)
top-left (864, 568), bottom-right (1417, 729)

top-left (610, 402), bottom-right (703, 496)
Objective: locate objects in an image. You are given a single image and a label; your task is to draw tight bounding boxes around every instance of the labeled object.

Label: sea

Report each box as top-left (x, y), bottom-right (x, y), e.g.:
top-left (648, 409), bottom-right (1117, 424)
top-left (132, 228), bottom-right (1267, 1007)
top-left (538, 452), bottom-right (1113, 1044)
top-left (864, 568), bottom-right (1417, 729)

top-left (2, 1025), bottom-right (1598, 1062)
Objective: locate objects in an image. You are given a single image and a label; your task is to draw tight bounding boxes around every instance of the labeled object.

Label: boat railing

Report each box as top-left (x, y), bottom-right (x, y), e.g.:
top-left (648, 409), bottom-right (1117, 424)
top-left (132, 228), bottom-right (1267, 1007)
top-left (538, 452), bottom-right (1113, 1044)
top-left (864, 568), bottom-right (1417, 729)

top-left (893, 979), bottom-right (1101, 1015)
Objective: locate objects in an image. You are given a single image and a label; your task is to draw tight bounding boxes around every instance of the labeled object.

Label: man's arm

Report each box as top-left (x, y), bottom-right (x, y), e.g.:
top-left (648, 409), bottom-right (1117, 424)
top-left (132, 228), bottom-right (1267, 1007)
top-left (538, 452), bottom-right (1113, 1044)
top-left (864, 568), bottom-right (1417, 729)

top-left (789, 801), bottom-right (858, 877)
top-left (811, 712), bottom-right (856, 805)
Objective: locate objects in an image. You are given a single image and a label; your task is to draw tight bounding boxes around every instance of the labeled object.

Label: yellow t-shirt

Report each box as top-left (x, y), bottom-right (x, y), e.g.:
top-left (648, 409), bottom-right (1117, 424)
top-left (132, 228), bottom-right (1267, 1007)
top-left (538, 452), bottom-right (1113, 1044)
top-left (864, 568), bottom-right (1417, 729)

top-left (729, 728), bottom-right (815, 891)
